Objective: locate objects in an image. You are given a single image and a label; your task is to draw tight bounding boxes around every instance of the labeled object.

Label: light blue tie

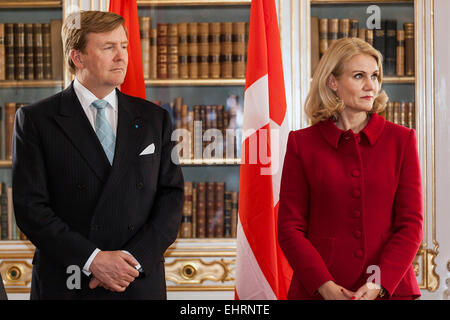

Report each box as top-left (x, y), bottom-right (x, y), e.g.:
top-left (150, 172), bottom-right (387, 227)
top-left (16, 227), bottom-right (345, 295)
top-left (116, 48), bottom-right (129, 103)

top-left (91, 99), bottom-right (116, 165)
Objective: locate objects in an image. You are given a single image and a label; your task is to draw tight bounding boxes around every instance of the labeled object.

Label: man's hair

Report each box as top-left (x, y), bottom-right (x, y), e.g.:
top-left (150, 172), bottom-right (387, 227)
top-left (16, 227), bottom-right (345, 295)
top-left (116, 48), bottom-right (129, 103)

top-left (62, 10), bottom-right (127, 74)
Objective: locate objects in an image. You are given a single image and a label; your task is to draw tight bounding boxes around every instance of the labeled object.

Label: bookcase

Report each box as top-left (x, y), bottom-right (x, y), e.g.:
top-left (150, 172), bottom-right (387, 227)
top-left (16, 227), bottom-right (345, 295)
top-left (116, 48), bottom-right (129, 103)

top-left (0, 0), bottom-right (446, 300)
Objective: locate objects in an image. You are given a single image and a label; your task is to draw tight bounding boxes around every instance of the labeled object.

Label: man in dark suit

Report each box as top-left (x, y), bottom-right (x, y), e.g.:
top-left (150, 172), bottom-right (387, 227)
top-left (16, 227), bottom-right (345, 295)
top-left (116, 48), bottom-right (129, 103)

top-left (12, 11), bottom-right (184, 299)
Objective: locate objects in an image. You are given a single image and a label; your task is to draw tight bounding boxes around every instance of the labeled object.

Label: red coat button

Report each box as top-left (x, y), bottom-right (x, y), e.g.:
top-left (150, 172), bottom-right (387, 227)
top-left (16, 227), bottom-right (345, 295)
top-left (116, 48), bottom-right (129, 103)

top-left (351, 169), bottom-right (360, 177)
top-left (354, 230), bottom-right (362, 238)
top-left (354, 249), bottom-right (363, 258)
top-left (352, 189), bottom-right (361, 198)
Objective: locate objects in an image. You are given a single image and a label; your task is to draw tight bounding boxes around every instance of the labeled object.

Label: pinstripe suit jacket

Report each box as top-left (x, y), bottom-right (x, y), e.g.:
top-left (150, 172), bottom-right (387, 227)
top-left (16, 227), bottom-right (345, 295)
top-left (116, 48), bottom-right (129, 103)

top-left (12, 83), bottom-right (184, 299)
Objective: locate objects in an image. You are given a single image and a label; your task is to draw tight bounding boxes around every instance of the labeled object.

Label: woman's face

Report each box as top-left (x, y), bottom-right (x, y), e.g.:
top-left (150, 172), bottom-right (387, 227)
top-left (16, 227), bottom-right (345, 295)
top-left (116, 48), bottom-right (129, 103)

top-left (328, 54), bottom-right (380, 113)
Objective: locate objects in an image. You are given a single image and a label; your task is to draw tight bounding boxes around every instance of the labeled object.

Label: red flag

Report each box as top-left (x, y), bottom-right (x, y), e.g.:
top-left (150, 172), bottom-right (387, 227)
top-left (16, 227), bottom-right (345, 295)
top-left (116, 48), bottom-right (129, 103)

top-left (109, 0), bottom-right (146, 99)
top-left (235, 0), bottom-right (292, 300)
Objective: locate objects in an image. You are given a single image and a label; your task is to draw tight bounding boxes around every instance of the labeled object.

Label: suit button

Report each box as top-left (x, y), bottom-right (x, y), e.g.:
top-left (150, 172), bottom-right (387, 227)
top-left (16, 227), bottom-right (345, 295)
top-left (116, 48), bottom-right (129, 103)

top-left (352, 189), bottom-right (361, 198)
top-left (351, 169), bottom-right (360, 177)
top-left (128, 224), bottom-right (135, 231)
top-left (353, 210), bottom-right (361, 218)
top-left (354, 249), bottom-right (363, 258)
top-left (354, 230), bottom-right (362, 239)
top-left (137, 182), bottom-right (144, 189)
top-left (77, 184), bottom-right (86, 190)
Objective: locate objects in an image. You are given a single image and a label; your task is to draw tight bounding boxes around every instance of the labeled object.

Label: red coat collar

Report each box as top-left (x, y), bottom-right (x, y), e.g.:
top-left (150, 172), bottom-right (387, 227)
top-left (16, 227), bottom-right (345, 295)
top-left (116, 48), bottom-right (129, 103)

top-left (318, 112), bottom-right (386, 149)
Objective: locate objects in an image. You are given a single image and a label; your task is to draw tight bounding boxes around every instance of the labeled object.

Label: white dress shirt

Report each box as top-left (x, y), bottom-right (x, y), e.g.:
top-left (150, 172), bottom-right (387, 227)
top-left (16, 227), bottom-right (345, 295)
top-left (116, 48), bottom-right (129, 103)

top-left (72, 78), bottom-right (142, 276)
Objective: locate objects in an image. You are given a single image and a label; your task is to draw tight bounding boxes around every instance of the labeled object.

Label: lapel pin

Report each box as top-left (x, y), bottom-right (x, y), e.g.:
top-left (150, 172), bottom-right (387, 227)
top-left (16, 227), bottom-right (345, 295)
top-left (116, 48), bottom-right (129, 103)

top-left (135, 124), bottom-right (139, 129)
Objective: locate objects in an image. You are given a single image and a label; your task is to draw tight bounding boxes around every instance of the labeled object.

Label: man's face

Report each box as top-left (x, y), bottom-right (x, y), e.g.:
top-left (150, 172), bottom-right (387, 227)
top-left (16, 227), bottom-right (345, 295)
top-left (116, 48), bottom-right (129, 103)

top-left (76, 25), bottom-right (129, 93)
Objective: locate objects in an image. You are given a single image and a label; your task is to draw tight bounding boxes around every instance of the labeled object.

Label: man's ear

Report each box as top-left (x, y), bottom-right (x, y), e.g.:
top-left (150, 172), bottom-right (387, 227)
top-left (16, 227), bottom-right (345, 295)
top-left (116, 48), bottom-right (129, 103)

top-left (327, 74), bottom-right (338, 92)
top-left (70, 49), bottom-right (83, 69)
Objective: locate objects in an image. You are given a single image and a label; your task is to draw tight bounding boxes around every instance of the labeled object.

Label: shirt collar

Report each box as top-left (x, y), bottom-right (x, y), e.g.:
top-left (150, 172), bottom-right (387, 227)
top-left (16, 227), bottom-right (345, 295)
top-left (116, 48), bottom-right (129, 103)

top-left (73, 78), bottom-right (118, 112)
top-left (318, 112), bottom-right (386, 149)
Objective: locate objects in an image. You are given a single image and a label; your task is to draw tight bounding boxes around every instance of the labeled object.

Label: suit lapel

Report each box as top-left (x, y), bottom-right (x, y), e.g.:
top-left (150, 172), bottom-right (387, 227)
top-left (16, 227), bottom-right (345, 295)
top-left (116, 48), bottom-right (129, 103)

top-left (54, 83), bottom-right (111, 182)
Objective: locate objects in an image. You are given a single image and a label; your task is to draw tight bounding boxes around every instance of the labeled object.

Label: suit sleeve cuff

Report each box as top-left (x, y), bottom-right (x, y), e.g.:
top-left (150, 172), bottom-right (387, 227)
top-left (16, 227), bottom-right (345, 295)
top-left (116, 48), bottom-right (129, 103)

top-left (82, 248), bottom-right (101, 276)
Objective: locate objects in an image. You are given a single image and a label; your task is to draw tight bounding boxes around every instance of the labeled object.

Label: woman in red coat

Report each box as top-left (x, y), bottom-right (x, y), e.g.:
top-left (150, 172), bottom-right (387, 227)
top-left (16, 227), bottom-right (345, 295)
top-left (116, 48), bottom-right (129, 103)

top-left (278, 38), bottom-right (423, 300)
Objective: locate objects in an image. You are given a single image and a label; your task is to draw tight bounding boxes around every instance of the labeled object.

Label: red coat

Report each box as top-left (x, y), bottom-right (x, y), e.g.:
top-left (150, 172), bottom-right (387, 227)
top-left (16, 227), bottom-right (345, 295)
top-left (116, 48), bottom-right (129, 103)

top-left (278, 113), bottom-right (423, 299)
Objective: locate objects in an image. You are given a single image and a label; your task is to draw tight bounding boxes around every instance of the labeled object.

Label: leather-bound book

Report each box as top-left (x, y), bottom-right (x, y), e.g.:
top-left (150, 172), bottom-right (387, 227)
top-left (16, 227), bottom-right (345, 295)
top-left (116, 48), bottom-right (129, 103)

top-left (42, 23), bottom-right (52, 80)
top-left (396, 30), bottom-right (405, 76)
top-left (168, 23), bottom-right (179, 79)
top-left (5, 24), bottom-right (14, 80)
top-left (0, 24), bottom-right (4, 80)
top-left (157, 23), bottom-right (168, 79)
top-left (373, 20), bottom-right (386, 70)
top-left (14, 23), bottom-right (25, 80)
top-left (231, 191), bottom-right (238, 238)
top-left (350, 19), bottom-right (359, 38)
top-left (310, 16), bottom-right (319, 76)
top-left (232, 22), bottom-right (246, 79)
top-left (404, 23), bottom-right (415, 76)
top-left (384, 20), bottom-right (397, 76)
top-left (196, 182), bottom-right (206, 238)
top-left (393, 102), bottom-right (400, 124)
top-left (220, 22), bottom-right (233, 79)
top-left (209, 22), bottom-right (221, 79)
top-left (5, 102), bottom-right (16, 160)
top-left (358, 28), bottom-right (366, 41)
top-left (198, 23), bottom-right (209, 79)
top-left (328, 19), bottom-right (338, 48)
top-left (180, 182), bottom-right (193, 238)
top-left (187, 22), bottom-right (198, 79)
top-left (139, 16), bottom-right (150, 79)
top-left (224, 191), bottom-right (232, 238)
top-left (24, 24), bottom-right (34, 80)
top-left (399, 102), bottom-right (407, 127)
top-left (50, 19), bottom-right (63, 80)
top-left (319, 18), bottom-right (328, 58)
top-left (408, 102), bottom-right (415, 129)
top-left (192, 185), bottom-right (197, 237)
top-left (150, 28), bottom-right (157, 79)
top-left (178, 22), bottom-right (188, 79)
top-left (386, 101), bottom-right (393, 122)
top-left (339, 19), bottom-right (349, 39)
top-left (365, 29), bottom-right (373, 46)
top-left (32, 23), bottom-right (44, 80)
top-left (206, 182), bottom-right (215, 238)
top-left (214, 182), bottom-right (225, 237)
top-left (193, 105), bottom-right (202, 159)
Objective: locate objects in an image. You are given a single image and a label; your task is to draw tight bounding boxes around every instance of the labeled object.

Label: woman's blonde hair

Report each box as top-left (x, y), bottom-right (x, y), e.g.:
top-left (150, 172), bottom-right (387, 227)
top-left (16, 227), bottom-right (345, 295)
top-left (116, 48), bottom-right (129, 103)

top-left (62, 10), bottom-right (127, 74)
top-left (305, 37), bottom-right (388, 125)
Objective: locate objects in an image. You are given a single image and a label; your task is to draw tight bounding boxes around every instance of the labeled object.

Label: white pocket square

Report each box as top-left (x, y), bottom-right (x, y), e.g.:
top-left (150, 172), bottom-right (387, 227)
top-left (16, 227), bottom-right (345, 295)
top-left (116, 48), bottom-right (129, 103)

top-left (139, 143), bottom-right (155, 155)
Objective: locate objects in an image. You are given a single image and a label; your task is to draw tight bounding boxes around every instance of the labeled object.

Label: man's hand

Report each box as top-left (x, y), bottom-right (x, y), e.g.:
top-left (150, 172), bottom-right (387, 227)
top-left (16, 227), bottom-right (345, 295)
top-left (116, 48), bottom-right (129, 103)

top-left (318, 280), bottom-right (355, 300)
top-left (88, 251), bottom-right (140, 292)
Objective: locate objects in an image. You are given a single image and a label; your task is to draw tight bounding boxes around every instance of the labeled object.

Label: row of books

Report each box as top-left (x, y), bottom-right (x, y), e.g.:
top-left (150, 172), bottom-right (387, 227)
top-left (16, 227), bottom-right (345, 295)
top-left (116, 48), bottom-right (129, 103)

top-left (311, 18), bottom-right (414, 77)
top-left (178, 181), bottom-right (238, 239)
top-left (0, 102), bottom-right (26, 161)
top-left (139, 17), bottom-right (249, 80)
top-left (0, 182), bottom-right (26, 241)
top-left (157, 96), bottom-right (243, 160)
top-left (379, 101), bottom-right (415, 129)
top-left (0, 21), bottom-right (64, 81)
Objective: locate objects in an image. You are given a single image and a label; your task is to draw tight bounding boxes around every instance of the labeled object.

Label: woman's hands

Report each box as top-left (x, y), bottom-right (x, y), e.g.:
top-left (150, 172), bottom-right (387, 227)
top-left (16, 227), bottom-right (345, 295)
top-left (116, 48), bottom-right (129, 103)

top-left (318, 281), bottom-right (381, 300)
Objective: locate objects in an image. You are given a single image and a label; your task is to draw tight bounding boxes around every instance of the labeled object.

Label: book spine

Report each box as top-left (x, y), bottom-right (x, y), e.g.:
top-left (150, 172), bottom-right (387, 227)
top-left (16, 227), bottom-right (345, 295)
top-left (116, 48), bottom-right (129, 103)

top-left (214, 182), bottom-right (225, 237)
top-left (396, 30), bottom-right (405, 76)
top-left (168, 23), bottom-right (179, 79)
top-left (373, 20), bottom-right (386, 70)
top-left (328, 18), bottom-right (338, 48)
top-left (220, 22), bottom-right (233, 79)
top-left (5, 102), bottom-right (16, 161)
top-left (33, 23), bottom-right (44, 80)
top-left (198, 23), bottom-right (209, 79)
top-left (384, 20), bottom-right (397, 76)
top-left (42, 23), bottom-right (52, 80)
top-left (404, 23), bottom-right (415, 76)
top-left (187, 22), bottom-right (198, 79)
top-left (157, 23), bottom-right (168, 79)
top-left (14, 23), bottom-right (25, 80)
top-left (1, 183), bottom-right (7, 240)
top-left (339, 18), bottom-right (349, 39)
top-left (232, 22), bottom-right (246, 79)
top-left (319, 18), bottom-right (328, 58)
top-left (5, 24), bottom-right (14, 80)
top-left (24, 23), bottom-right (34, 80)
top-left (231, 191), bottom-right (238, 238)
top-left (196, 182), bottom-right (206, 238)
top-left (0, 24), bottom-right (4, 80)
top-left (139, 16), bottom-right (150, 80)
top-left (209, 22), bottom-right (221, 79)
top-left (350, 19), bottom-right (359, 38)
top-left (358, 28), bottom-right (366, 42)
top-left (178, 23), bottom-right (188, 79)
top-left (408, 102), bottom-right (415, 129)
top-left (150, 28), bottom-right (157, 79)
top-left (180, 182), bottom-right (193, 238)
top-left (224, 191), bottom-right (232, 237)
top-left (50, 19), bottom-right (63, 80)
top-left (206, 182), bottom-right (215, 237)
